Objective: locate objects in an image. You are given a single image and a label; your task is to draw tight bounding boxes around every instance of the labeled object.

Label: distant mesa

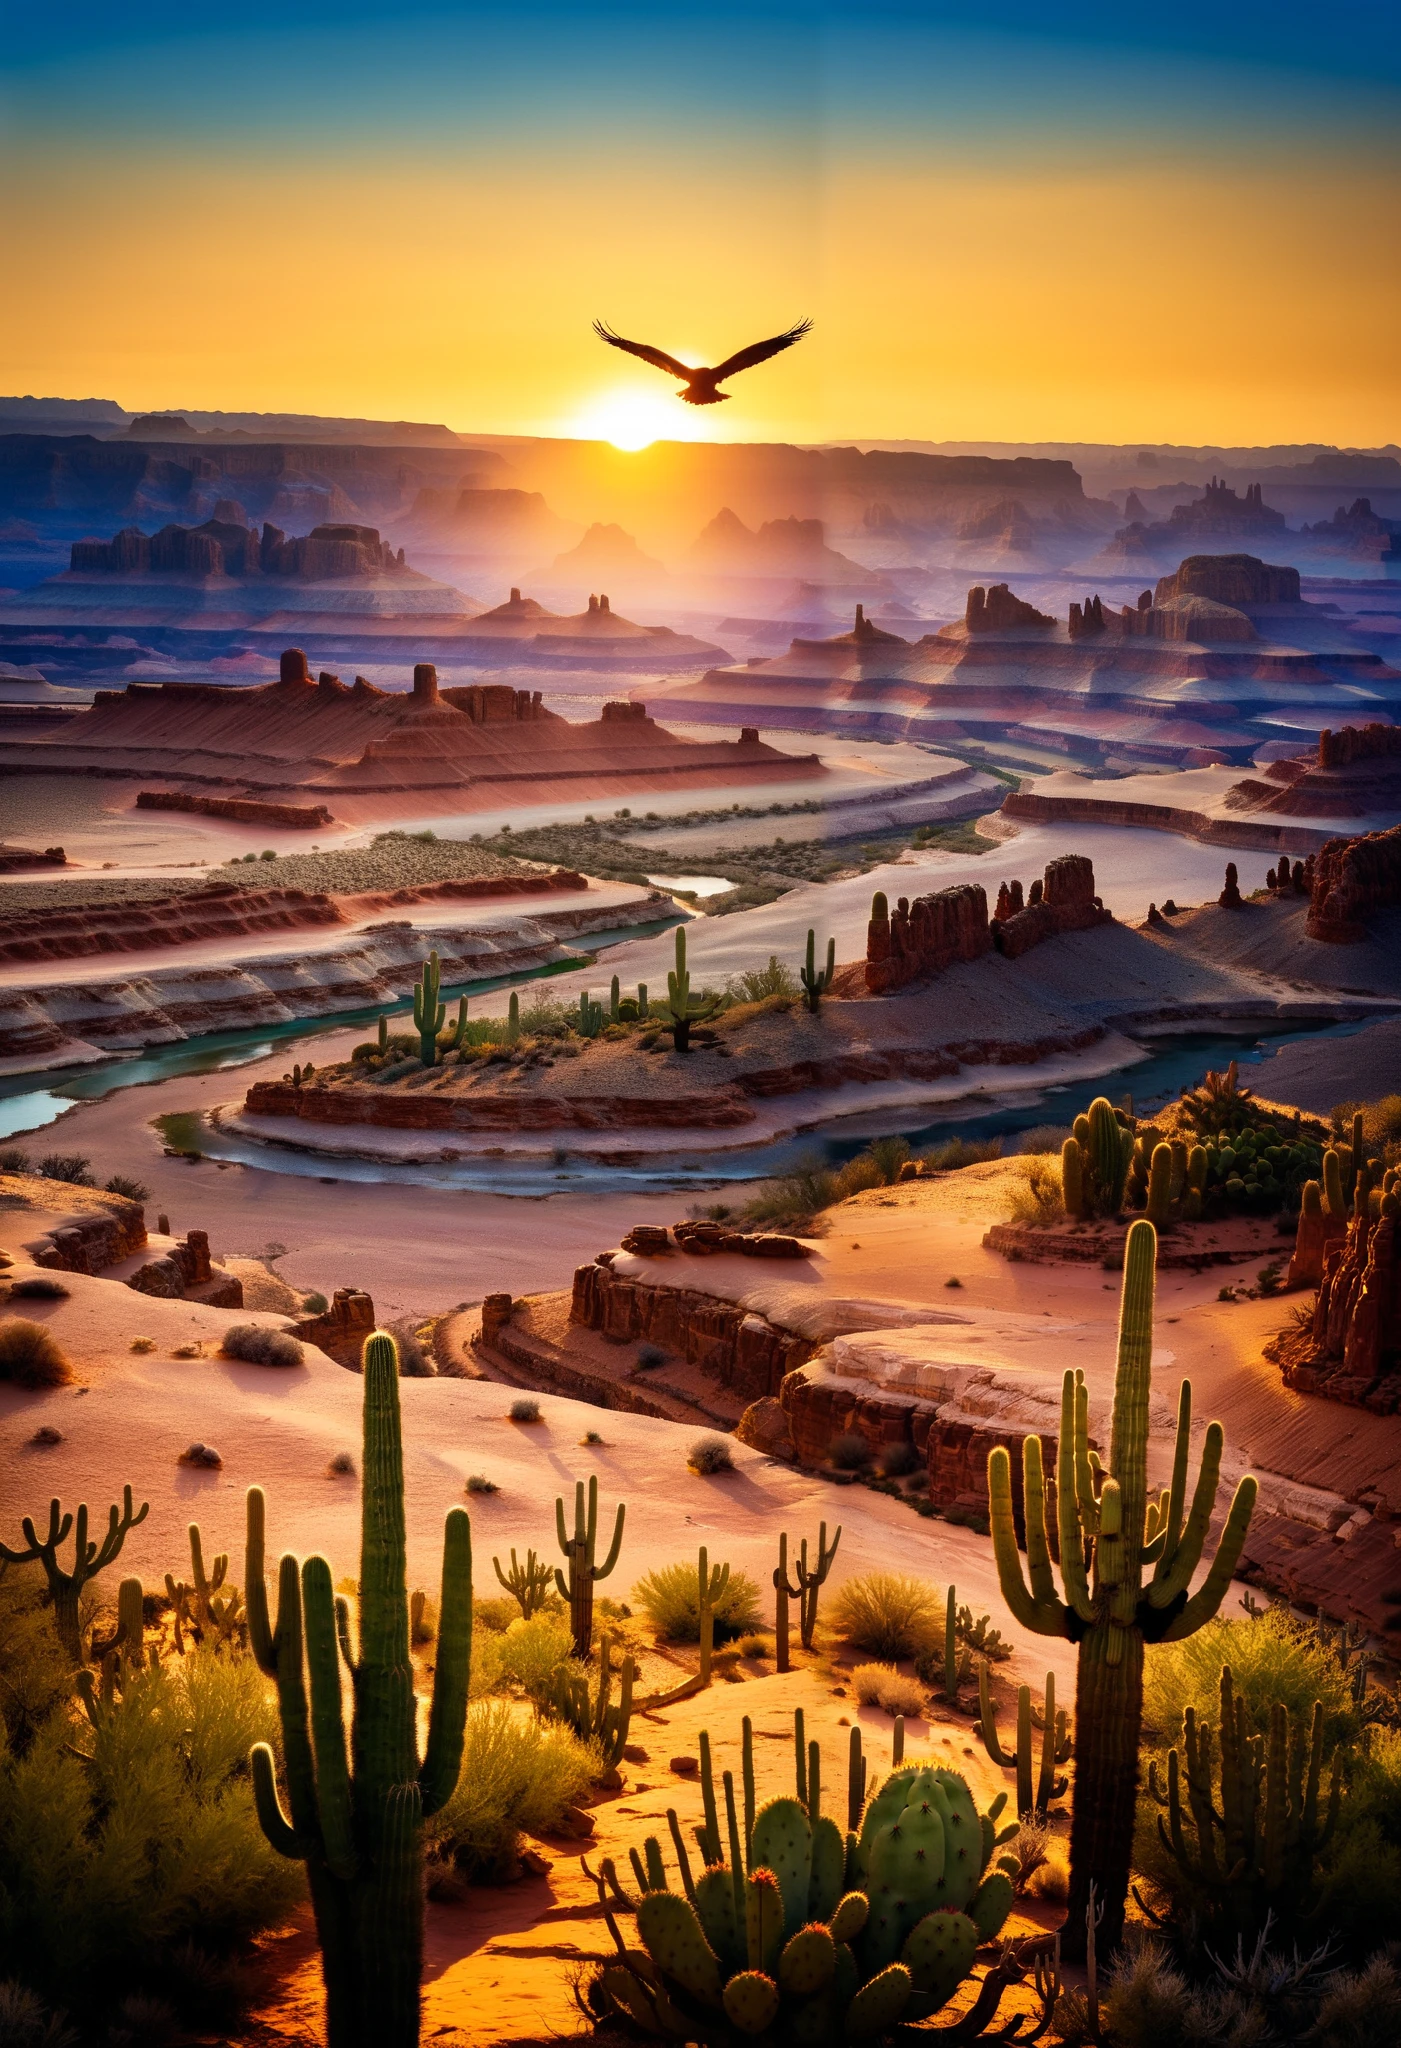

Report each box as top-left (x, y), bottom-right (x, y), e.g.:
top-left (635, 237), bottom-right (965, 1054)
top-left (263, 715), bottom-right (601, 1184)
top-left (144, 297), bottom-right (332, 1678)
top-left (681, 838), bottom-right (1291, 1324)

top-left (964, 583), bottom-right (1055, 633)
top-left (1157, 554), bottom-right (1300, 607)
top-left (1298, 497), bottom-right (1401, 566)
top-left (70, 519), bottom-right (410, 581)
top-left (954, 498), bottom-right (1040, 558)
top-left (1106, 477), bottom-right (1290, 563)
top-left (688, 508), bottom-right (882, 586)
top-left (123, 413), bottom-right (198, 439)
top-left (545, 522), bottom-right (667, 583)
top-left (401, 484), bottom-right (576, 557)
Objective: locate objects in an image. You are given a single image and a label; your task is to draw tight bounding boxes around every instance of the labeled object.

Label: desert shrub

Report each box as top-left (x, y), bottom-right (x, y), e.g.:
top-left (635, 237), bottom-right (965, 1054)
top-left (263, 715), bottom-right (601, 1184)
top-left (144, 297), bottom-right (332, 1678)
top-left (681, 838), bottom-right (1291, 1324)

top-left (918, 1135), bottom-right (1004, 1173)
top-left (851, 1662), bottom-right (925, 1717)
top-left (1002, 1819), bottom-right (1051, 1895)
top-left (1142, 1605), bottom-right (1362, 1750)
top-left (0, 1148), bottom-right (31, 1175)
top-left (0, 1564), bottom-right (72, 1753)
top-left (633, 1561), bottom-right (762, 1643)
top-left (865, 1135), bottom-right (912, 1184)
top-left (300, 1290), bottom-right (328, 1316)
top-left (104, 1174), bottom-right (150, 1202)
top-left (829, 1430), bottom-right (871, 1470)
top-left (327, 1451), bottom-right (355, 1476)
top-left (1004, 1155), bottom-right (1064, 1227)
top-left (0, 1321), bottom-right (72, 1391)
top-left (1334, 1093), bottom-right (1401, 1158)
top-left (33, 1155), bottom-right (94, 1188)
top-left (726, 956), bottom-right (798, 1004)
top-left (493, 1613), bottom-right (575, 1702)
top-left (832, 1572), bottom-right (942, 1659)
top-left (742, 1164), bottom-right (841, 1229)
top-left (471, 1596), bottom-right (519, 1634)
top-left (8, 1276), bottom-right (69, 1301)
top-left (425, 1700), bottom-right (595, 1883)
top-left (735, 1633), bottom-right (770, 1660)
top-left (636, 1343), bottom-right (666, 1369)
top-left (1316, 1726), bottom-right (1401, 1955)
top-left (878, 1441), bottom-right (917, 1478)
top-left (508, 1396), bottom-right (542, 1423)
top-left (465, 1473), bottom-right (498, 1495)
top-left (687, 1435), bottom-right (734, 1475)
top-left (0, 1983), bottom-right (77, 2048)
top-left (0, 1649), bottom-right (299, 2028)
top-left (221, 1324), bottom-right (303, 1368)
top-left (1015, 1125), bottom-right (1070, 1155)
top-left (385, 1320), bottom-right (435, 1377)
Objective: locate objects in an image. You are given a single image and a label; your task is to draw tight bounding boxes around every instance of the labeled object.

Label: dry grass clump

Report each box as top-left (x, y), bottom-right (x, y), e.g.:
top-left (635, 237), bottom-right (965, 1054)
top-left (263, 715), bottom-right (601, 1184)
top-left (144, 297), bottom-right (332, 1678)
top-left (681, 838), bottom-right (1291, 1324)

top-left (9, 1276), bottom-right (70, 1301)
top-left (426, 1700), bottom-right (594, 1886)
top-left (832, 1572), bottom-right (942, 1659)
top-left (466, 1473), bottom-right (499, 1496)
top-left (0, 1320), bottom-right (73, 1391)
top-left (829, 1431), bottom-right (871, 1471)
top-left (327, 1452), bottom-right (355, 1477)
top-left (508, 1396), bottom-right (542, 1424)
top-left (686, 1435), bottom-right (734, 1475)
top-left (1003, 1155), bottom-right (1065, 1227)
top-left (851, 1662), bottom-right (926, 1717)
top-left (633, 1561), bottom-right (762, 1643)
top-left (220, 1324), bottom-right (303, 1368)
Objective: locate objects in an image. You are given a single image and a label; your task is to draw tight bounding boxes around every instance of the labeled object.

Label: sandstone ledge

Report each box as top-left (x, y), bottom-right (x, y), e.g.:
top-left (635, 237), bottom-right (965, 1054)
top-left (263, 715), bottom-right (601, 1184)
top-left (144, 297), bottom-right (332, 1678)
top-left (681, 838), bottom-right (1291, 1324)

top-left (1003, 790), bottom-right (1330, 854)
top-left (984, 1217), bottom-right (1292, 1271)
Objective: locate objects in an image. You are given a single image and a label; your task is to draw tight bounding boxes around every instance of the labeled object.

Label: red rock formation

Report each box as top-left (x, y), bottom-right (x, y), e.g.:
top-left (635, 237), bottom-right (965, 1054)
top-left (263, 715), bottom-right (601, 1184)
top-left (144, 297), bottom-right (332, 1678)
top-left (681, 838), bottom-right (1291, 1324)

top-left (292, 1286), bottom-right (376, 1365)
top-left (864, 881), bottom-right (992, 992)
top-left (965, 584), bottom-right (1055, 632)
top-left (1068, 595), bottom-right (1107, 639)
top-left (569, 1260), bottom-right (813, 1401)
top-left (1276, 1198), bottom-right (1401, 1410)
top-left (1318, 723), bottom-right (1401, 770)
top-left (1155, 553), bottom-right (1299, 606)
top-left (1306, 822), bottom-right (1401, 942)
top-left (24, 1197), bottom-right (147, 1272)
top-left (989, 854), bottom-right (1112, 960)
top-left (128, 1229), bottom-right (243, 1307)
top-left (0, 883), bottom-right (346, 967)
top-left (242, 1078), bottom-right (755, 1132)
top-left (136, 792), bottom-right (334, 828)
top-left (1219, 862), bottom-right (1243, 908)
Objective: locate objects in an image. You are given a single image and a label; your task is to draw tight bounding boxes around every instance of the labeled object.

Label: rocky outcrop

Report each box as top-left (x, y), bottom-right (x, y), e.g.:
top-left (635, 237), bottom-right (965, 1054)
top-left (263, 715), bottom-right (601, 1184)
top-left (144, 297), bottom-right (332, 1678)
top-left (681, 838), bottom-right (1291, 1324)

top-left (291, 1286), bottom-right (376, 1365)
top-left (865, 882), bottom-right (991, 992)
top-left (569, 1259), bottom-right (814, 1402)
top-left (71, 518), bottom-right (408, 581)
top-left (1272, 1201), bottom-right (1401, 1410)
top-left (965, 584), bottom-right (1054, 632)
top-left (128, 1229), bottom-right (243, 1307)
top-left (1318, 723), bottom-right (1401, 771)
top-left (1155, 552), bottom-right (1299, 606)
top-left (1306, 823), bottom-right (1401, 942)
top-left (991, 854), bottom-right (1111, 959)
top-left (1001, 789), bottom-right (1326, 854)
top-left (23, 1193), bottom-right (147, 1272)
top-left (136, 791), bottom-right (335, 828)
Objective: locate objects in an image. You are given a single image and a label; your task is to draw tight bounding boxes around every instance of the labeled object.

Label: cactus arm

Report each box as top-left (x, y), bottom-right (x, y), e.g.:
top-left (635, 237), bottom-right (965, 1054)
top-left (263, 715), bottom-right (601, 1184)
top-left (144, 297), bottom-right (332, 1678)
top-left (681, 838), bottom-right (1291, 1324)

top-left (666, 1809), bottom-right (698, 1903)
top-left (1022, 1435), bottom-right (1058, 1609)
top-left (988, 1446), bottom-right (1067, 1635)
top-left (301, 1555), bottom-right (358, 1881)
top-left (1147, 1416), bottom-right (1224, 1608)
top-left (90, 1487), bottom-right (149, 1573)
top-left (596, 1500), bottom-right (626, 1581)
top-left (723, 1769), bottom-right (746, 1927)
top-left (977, 1662), bottom-right (1015, 1767)
top-left (252, 1741), bottom-right (310, 1858)
top-left (742, 1716), bottom-right (756, 1867)
top-left (1160, 1476), bottom-right (1258, 1640)
top-left (245, 1486), bottom-right (277, 1675)
top-left (1036, 1675), bottom-right (1064, 1817)
top-left (1055, 1374), bottom-right (1093, 1623)
top-left (1109, 1220), bottom-right (1155, 1564)
top-left (420, 1506), bottom-right (473, 1817)
top-left (1153, 1382), bottom-right (1192, 1586)
top-left (335, 1595), bottom-right (356, 1671)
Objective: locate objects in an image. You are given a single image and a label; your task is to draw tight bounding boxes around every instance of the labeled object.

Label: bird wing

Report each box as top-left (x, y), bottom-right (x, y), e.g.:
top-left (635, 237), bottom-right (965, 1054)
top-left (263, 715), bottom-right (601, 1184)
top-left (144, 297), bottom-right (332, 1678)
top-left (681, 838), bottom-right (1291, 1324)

top-left (592, 321), bottom-right (694, 380)
top-left (710, 319), bottom-right (813, 382)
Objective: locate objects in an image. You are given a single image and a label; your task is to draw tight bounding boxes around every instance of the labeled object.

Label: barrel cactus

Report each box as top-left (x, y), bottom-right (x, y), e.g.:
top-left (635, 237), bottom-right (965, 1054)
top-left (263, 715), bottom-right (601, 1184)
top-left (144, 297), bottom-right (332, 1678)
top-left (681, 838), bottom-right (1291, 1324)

top-left (585, 1710), bottom-right (1026, 2042)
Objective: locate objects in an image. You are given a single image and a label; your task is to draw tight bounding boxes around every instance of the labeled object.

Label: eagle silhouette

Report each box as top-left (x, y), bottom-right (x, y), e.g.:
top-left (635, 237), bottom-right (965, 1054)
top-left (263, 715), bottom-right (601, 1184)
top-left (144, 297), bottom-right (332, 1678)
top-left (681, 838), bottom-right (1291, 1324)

top-left (591, 318), bottom-right (812, 406)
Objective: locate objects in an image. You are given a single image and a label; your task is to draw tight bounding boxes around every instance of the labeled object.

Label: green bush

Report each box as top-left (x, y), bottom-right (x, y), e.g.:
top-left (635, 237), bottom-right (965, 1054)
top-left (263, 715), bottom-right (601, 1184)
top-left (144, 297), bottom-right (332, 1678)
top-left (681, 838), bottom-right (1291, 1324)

top-left (1003, 1154), bottom-right (1065, 1226)
top-left (632, 1561), bottom-right (761, 1643)
top-left (1316, 1727), bottom-right (1401, 1955)
top-left (1141, 1606), bottom-right (1362, 1751)
top-left (493, 1613), bottom-right (575, 1702)
top-left (831, 1571), bottom-right (943, 1659)
top-left (0, 1648), bottom-right (300, 2028)
top-left (726, 957), bottom-right (798, 1004)
top-left (0, 1564), bottom-right (72, 1753)
top-left (425, 1700), bottom-right (595, 1884)
top-left (919, 1136), bottom-right (1004, 1173)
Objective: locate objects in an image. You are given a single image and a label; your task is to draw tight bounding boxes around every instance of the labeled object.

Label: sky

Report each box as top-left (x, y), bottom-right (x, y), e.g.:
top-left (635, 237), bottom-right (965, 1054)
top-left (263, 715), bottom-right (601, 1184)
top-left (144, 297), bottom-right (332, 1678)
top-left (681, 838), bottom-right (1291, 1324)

top-left (1, 1), bottom-right (1398, 448)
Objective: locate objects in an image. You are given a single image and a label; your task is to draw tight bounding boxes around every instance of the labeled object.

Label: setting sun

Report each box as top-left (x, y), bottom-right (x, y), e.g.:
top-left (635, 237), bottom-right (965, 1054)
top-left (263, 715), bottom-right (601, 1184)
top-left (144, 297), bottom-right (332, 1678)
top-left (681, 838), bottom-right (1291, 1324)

top-left (565, 384), bottom-right (703, 451)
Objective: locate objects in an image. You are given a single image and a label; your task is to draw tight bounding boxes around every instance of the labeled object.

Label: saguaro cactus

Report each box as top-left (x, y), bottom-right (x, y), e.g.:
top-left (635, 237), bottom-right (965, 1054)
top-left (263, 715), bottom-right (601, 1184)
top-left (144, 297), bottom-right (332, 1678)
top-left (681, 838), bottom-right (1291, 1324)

top-left (547, 1628), bottom-right (637, 1766)
top-left (978, 1666), bottom-right (1072, 1820)
top-left (987, 1218), bottom-right (1257, 1955)
top-left (247, 1330), bottom-right (473, 2048)
top-left (377, 1013), bottom-right (389, 1055)
top-left (799, 929), bottom-right (836, 1013)
top-left (506, 991), bottom-right (520, 1042)
top-left (449, 995), bottom-right (469, 1050)
top-left (775, 1522), bottom-right (840, 1654)
top-left (657, 923), bottom-right (722, 1053)
top-left (555, 1475), bottom-right (625, 1657)
top-left (413, 950), bottom-right (445, 1066)
top-left (165, 1521), bottom-right (244, 1650)
top-left (0, 1486), bottom-right (149, 1663)
top-left (492, 1545), bottom-right (553, 1619)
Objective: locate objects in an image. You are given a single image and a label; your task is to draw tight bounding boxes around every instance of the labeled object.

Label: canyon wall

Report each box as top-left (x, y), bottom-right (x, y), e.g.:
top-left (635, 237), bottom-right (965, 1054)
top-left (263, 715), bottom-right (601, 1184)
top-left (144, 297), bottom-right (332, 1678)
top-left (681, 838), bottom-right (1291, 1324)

top-left (864, 854), bottom-right (1109, 991)
top-left (1306, 822), bottom-right (1401, 942)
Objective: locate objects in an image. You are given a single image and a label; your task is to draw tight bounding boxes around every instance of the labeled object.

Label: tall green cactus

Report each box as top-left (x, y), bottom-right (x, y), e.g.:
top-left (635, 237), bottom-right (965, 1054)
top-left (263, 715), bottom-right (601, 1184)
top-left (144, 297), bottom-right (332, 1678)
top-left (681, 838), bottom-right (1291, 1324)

top-left (377, 1013), bottom-right (389, 1055)
top-left (1063, 1095), bottom-right (1133, 1220)
top-left (978, 1665), bottom-right (1071, 1820)
top-left (546, 1628), bottom-right (637, 1767)
top-left (609, 975), bottom-right (621, 1022)
top-left (987, 1217), bottom-right (1257, 1956)
top-left (1148, 1663), bottom-right (1342, 1936)
top-left (247, 1330), bottom-right (473, 2048)
top-left (1146, 1141), bottom-right (1173, 1226)
top-left (1062, 1136), bottom-right (1084, 1221)
top-left (799, 928), bottom-right (836, 1014)
top-left (775, 1521), bottom-right (840, 1655)
top-left (506, 990), bottom-right (520, 1042)
top-left (577, 991), bottom-right (604, 1038)
top-left (0, 1485), bottom-right (148, 1663)
top-left (449, 995), bottom-right (469, 1050)
top-left (657, 923), bottom-right (722, 1053)
top-left (413, 950), bottom-right (445, 1066)
top-left (554, 1475), bottom-right (625, 1657)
